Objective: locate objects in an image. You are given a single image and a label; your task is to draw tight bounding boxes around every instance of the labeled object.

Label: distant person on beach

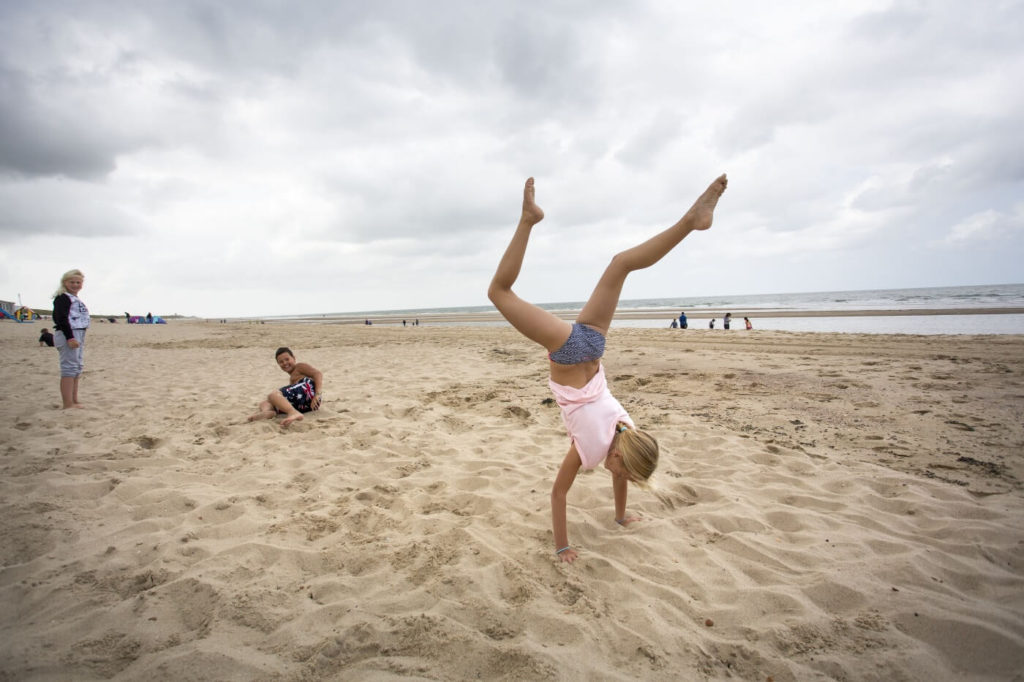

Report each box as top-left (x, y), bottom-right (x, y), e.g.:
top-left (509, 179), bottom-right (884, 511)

top-left (52, 269), bottom-right (89, 409)
top-left (724, 312), bottom-right (731, 329)
top-left (488, 173), bottom-right (727, 563)
top-left (39, 328), bottom-right (54, 347)
top-left (709, 318), bottom-right (715, 329)
top-left (745, 317), bottom-right (753, 330)
top-left (146, 312), bottom-right (153, 324)
top-left (669, 318), bottom-right (678, 328)
top-left (247, 347), bottom-right (324, 427)
top-left (679, 311), bottom-right (688, 329)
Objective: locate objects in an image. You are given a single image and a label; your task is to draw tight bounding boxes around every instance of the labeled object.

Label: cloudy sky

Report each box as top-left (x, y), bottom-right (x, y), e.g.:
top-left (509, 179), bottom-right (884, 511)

top-left (1, 1), bottom-right (1022, 318)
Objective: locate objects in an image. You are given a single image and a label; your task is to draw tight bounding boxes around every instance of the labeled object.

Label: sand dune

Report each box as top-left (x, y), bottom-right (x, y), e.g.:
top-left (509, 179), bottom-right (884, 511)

top-left (1, 321), bottom-right (1022, 680)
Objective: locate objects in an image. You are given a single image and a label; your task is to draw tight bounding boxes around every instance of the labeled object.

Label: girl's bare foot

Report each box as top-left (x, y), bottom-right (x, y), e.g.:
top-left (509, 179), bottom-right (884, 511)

top-left (247, 410), bottom-right (275, 422)
top-left (521, 177), bottom-right (544, 225)
top-left (681, 173), bottom-right (728, 232)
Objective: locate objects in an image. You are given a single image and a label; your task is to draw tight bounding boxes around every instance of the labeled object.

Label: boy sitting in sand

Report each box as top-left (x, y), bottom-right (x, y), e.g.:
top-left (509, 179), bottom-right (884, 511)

top-left (248, 347), bottom-right (324, 427)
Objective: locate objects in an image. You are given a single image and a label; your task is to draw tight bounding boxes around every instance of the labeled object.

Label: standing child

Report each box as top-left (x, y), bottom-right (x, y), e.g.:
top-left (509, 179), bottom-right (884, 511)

top-left (248, 347), bottom-right (324, 427)
top-left (52, 269), bottom-right (90, 409)
top-left (488, 174), bottom-right (727, 563)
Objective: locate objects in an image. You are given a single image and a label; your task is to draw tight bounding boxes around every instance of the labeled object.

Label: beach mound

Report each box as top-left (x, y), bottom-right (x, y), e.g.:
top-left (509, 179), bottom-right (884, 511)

top-left (1, 322), bottom-right (1022, 680)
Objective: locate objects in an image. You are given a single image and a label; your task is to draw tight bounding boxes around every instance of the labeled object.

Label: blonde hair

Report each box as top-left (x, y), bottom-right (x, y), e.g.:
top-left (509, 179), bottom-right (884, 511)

top-left (53, 269), bottom-right (84, 298)
top-left (614, 422), bottom-right (659, 487)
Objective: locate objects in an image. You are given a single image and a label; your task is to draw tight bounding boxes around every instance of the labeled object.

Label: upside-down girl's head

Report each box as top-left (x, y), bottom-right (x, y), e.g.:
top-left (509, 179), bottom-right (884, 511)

top-left (607, 423), bottom-right (659, 486)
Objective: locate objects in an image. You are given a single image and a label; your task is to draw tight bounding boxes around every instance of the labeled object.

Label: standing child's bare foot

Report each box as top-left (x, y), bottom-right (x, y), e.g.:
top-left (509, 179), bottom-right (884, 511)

top-left (281, 412), bottom-right (304, 427)
top-left (680, 173), bottom-right (728, 232)
top-left (521, 177), bottom-right (544, 225)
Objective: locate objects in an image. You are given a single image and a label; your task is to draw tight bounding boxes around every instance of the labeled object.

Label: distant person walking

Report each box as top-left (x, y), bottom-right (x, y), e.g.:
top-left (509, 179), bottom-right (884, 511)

top-left (53, 269), bottom-right (89, 408)
top-left (678, 311), bottom-right (688, 329)
top-left (724, 312), bottom-right (732, 330)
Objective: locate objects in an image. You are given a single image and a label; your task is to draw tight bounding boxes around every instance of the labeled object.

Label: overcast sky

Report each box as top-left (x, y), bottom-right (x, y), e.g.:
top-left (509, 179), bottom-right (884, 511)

top-left (1, 1), bottom-right (1022, 318)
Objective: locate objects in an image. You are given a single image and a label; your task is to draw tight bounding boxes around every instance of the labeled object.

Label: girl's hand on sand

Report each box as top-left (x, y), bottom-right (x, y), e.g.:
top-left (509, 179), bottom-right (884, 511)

top-left (558, 548), bottom-right (579, 564)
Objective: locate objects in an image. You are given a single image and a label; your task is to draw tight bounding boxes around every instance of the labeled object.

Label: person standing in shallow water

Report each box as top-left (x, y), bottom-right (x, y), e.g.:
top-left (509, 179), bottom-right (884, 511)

top-left (488, 173), bottom-right (727, 563)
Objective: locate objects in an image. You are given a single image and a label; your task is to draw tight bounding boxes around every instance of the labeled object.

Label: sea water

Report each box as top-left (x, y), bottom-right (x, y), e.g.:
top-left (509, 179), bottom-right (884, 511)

top-left (614, 314), bottom-right (1024, 335)
top-left (268, 284), bottom-right (1024, 335)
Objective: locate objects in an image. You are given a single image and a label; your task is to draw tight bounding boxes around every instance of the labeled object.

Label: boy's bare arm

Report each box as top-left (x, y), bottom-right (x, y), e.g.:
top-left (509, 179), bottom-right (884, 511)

top-left (295, 363), bottom-right (324, 407)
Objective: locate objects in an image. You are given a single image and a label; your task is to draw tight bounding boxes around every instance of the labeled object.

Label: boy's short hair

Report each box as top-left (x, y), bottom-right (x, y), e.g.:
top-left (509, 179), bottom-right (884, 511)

top-left (275, 347), bottom-right (294, 359)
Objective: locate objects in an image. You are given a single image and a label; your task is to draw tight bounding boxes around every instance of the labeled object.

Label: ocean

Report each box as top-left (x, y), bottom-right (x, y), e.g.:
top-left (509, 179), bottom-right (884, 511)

top-left (265, 283), bottom-right (1024, 335)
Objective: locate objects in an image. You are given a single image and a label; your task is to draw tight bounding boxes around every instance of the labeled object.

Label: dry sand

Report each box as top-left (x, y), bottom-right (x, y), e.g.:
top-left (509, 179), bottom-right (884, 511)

top-left (1, 321), bottom-right (1022, 681)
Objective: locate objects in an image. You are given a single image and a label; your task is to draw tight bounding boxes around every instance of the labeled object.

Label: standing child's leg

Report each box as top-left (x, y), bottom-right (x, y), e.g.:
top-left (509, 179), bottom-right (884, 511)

top-left (60, 376), bottom-right (76, 409)
top-left (578, 174), bottom-right (727, 334)
top-left (488, 178), bottom-right (574, 352)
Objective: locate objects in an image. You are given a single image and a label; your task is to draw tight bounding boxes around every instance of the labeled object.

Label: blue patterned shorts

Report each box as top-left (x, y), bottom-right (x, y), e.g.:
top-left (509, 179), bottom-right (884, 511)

top-left (549, 323), bottom-right (605, 365)
top-left (278, 377), bottom-right (316, 413)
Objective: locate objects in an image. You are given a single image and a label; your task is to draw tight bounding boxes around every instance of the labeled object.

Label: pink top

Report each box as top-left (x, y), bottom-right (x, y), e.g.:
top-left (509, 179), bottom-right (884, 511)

top-left (549, 364), bottom-right (634, 470)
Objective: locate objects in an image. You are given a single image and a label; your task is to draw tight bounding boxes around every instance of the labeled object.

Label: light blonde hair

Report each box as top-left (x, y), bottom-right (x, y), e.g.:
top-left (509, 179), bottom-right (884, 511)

top-left (614, 422), bottom-right (659, 487)
top-left (53, 269), bottom-right (85, 298)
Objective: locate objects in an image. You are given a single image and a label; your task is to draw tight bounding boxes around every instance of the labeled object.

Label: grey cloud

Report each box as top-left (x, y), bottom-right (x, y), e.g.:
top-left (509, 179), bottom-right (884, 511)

top-left (0, 179), bottom-right (137, 237)
top-left (615, 111), bottom-right (685, 168)
top-left (0, 68), bottom-right (133, 179)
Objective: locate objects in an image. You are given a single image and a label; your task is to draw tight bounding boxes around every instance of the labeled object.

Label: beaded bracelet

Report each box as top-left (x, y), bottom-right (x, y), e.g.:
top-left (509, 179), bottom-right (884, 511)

top-left (556, 546), bottom-right (571, 554)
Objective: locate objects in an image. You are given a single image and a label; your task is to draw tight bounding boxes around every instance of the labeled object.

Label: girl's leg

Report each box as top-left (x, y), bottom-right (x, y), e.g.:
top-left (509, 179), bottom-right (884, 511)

top-left (60, 376), bottom-right (75, 409)
top-left (578, 174), bottom-right (727, 334)
top-left (488, 178), bottom-right (573, 352)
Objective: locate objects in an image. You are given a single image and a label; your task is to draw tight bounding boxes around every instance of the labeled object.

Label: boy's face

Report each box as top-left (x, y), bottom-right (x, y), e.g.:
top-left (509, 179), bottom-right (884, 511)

top-left (276, 352), bottom-right (296, 373)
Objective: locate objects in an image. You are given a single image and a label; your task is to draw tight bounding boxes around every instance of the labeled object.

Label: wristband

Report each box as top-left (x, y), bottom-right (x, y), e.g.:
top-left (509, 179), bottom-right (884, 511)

top-left (556, 546), bottom-right (570, 554)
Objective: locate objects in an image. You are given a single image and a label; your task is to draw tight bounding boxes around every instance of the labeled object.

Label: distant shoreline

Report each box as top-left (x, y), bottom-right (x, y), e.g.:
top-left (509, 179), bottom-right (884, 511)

top-left (218, 306), bottom-right (1024, 325)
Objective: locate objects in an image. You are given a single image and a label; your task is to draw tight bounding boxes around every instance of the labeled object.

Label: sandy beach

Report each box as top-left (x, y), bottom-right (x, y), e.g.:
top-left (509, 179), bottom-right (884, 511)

top-left (1, 320), bottom-right (1022, 681)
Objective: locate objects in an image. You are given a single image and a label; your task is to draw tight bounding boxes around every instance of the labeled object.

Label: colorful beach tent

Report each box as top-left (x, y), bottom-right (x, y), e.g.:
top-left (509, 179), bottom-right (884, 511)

top-left (14, 306), bottom-right (39, 321)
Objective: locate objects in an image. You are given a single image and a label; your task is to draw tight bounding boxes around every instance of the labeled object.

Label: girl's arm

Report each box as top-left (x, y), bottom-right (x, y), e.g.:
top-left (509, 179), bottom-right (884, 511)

top-left (551, 445), bottom-right (582, 563)
top-left (52, 295), bottom-right (73, 338)
top-left (612, 473), bottom-right (641, 525)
